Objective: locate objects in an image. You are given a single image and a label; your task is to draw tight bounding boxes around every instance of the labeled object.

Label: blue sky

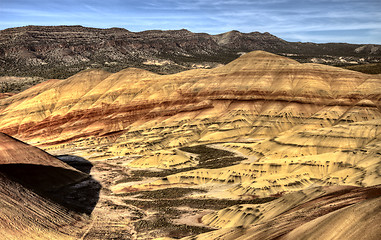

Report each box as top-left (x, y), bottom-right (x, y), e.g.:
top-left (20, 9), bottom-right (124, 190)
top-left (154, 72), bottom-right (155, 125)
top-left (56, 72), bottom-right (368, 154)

top-left (0, 0), bottom-right (380, 44)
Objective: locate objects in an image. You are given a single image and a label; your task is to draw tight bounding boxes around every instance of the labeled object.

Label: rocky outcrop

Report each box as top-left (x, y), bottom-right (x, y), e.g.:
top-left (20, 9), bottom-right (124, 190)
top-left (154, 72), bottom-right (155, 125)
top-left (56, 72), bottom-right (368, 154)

top-left (1, 25), bottom-right (380, 78)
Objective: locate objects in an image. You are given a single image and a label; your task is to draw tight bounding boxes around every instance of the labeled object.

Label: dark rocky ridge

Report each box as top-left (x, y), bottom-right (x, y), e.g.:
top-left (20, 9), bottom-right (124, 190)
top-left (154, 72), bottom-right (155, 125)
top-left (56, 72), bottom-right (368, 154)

top-left (0, 25), bottom-right (380, 78)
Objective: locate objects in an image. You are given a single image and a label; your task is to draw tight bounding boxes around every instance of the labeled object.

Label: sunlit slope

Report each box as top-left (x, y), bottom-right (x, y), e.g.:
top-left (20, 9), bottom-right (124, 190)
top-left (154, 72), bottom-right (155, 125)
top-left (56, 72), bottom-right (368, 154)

top-left (0, 69), bottom-right (111, 141)
top-left (174, 185), bottom-right (381, 240)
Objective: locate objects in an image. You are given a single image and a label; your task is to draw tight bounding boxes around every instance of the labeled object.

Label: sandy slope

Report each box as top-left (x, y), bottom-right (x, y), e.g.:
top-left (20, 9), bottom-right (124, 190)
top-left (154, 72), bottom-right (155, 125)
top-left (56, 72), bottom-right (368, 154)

top-left (165, 185), bottom-right (381, 240)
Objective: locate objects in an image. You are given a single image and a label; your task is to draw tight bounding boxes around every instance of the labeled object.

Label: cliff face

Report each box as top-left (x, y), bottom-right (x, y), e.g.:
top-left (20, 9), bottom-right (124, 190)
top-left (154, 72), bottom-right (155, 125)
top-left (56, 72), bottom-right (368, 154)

top-left (1, 25), bottom-right (380, 78)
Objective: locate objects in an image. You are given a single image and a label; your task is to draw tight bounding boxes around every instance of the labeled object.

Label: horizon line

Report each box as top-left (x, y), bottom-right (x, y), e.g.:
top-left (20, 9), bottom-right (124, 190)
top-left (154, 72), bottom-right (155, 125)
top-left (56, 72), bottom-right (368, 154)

top-left (1, 24), bottom-right (378, 45)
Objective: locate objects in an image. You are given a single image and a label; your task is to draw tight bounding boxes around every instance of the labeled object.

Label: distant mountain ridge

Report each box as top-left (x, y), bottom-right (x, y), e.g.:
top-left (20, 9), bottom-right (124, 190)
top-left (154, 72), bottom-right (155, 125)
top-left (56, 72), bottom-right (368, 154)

top-left (0, 25), bottom-right (380, 78)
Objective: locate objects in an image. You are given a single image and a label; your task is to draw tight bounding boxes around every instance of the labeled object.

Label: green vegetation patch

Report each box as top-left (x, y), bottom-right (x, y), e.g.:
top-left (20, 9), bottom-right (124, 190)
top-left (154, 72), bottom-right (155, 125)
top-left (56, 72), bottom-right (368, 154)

top-left (343, 63), bottom-right (381, 74)
top-left (0, 77), bottom-right (45, 93)
top-left (136, 187), bottom-right (207, 199)
top-left (180, 144), bottom-right (246, 169)
top-left (128, 196), bottom-right (275, 238)
top-left (124, 197), bottom-right (276, 211)
top-left (134, 216), bottom-right (212, 238)
top-left (180, 144), bottom-right (235, 158)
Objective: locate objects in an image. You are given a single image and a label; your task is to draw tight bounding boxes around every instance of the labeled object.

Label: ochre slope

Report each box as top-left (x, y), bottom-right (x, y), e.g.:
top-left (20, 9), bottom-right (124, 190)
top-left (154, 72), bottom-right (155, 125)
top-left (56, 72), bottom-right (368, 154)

top-left (0, 69), bottom-right (111, 141)
top-left (1, 50), bottom-right (381, 240)
top-left (0, 51), bottom-right (379, 144)
top-left (1, 132), bottom-right (76, 167)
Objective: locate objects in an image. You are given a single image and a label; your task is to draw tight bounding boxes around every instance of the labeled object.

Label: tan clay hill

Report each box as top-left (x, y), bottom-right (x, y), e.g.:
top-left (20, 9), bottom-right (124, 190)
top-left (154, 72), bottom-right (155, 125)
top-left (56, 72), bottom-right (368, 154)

top-left (0, 133), bottom-right (90, 239)
top-left (0, 132), bottom-right (87, 190)
top-left (1, 51), bottom-right (381, 239)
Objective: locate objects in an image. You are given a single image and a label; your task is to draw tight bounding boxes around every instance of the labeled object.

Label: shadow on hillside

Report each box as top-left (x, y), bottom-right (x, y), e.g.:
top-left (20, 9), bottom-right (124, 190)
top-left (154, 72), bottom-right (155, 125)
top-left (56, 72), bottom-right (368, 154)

top-left (54, 155), bottom-right (101, 214)
top-left (56, 154), bottom-right (94, 174)
top-left (0, 155), bottom-right (101, 215)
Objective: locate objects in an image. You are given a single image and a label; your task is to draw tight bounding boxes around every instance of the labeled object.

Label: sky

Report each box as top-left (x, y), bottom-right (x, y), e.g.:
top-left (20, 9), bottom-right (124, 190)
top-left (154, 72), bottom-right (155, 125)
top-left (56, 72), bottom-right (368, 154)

top-left (0, 0), bottom-right (380, 44)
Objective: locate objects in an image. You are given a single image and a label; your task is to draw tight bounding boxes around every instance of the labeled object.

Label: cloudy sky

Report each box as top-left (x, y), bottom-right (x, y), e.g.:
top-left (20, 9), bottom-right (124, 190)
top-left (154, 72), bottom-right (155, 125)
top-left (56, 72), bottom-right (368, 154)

top-left (0, 0), bottom-right (380, 44)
